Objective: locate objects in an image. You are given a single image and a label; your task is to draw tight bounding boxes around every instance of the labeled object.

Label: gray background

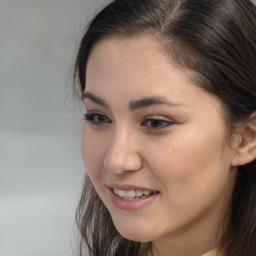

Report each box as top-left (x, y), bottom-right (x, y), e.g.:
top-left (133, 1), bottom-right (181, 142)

top-left (1, 1), bottom-right (255, 256)
top-left (0, 1), bottom-right (110, 256)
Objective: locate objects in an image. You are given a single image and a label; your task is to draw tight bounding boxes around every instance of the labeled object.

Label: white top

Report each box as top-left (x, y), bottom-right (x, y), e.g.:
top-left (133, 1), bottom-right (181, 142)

top-left (201, 249), bottom-right (218, 256)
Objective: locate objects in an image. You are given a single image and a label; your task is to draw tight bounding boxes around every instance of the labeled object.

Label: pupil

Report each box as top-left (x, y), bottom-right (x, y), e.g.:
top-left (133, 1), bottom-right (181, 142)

top-left (152, 120), bottom-right (162, 127)
top-left (99, 116), bottom-right (105, 122)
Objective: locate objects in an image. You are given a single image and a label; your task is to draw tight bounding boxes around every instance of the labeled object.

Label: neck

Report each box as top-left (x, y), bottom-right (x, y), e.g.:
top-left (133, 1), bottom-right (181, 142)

top-left (150, 246), bottom-right (217, 256)
top-left (149, 205), bottom-right (224, 256)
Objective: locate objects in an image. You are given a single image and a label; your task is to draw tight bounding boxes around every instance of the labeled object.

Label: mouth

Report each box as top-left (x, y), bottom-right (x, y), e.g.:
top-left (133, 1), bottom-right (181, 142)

top-left (108, 186), bottom-right (160, 211)
top-left (112, 188), bottom-right (159, 200)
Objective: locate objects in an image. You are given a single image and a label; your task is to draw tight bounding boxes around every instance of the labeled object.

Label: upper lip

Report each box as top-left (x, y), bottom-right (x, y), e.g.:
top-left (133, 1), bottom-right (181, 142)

top-left (107, 183), bottom-right (158, 191)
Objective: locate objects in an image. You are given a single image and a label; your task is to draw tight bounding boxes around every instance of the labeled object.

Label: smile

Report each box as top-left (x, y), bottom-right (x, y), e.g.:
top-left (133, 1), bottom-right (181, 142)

top-left (113, 188), bottom-right (159, 200)
top-left (109, 187), bottom-right (160, 211)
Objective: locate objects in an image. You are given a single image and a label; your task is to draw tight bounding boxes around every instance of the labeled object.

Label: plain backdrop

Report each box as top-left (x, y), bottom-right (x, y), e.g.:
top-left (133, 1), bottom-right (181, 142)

top-left (1, 1), bottom-right (256, 256)
top-left (0, 1), bottom-right (110, 256)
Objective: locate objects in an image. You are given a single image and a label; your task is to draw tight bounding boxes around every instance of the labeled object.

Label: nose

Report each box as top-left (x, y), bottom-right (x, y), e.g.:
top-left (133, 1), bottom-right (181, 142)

top-left (103, 130), bottom-right (143, 174)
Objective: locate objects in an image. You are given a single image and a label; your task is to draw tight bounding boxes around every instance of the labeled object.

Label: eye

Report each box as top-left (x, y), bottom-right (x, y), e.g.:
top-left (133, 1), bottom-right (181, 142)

top-left (84, 112), bottom-right (111, 126)
top-left (141, 117), bottom-right (174, 129)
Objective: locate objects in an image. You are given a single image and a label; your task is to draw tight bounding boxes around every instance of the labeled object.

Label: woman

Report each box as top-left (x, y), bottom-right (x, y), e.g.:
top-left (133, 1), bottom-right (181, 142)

top-left (73, 0), bottom-right (256, 255)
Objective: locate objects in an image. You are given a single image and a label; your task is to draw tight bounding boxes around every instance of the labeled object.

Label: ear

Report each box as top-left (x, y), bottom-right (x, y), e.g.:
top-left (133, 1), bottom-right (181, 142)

top-left (233, 111), bottom-right (256, 166)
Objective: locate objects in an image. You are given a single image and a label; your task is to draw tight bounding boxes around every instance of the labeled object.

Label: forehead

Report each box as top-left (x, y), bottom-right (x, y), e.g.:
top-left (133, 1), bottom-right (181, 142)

top-left (86, 35), bottom-right (190, 94)
top-left (87, 34), bottom-right (166, 76)
top-left (85, 35), bottom-right (224, 118)
top-left (88, 34), bottom-right (165, 62)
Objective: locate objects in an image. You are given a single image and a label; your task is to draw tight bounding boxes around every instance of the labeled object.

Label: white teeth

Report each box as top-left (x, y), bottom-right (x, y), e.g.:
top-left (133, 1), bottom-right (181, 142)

top-left (118, 189), bottom-right (126, 197)
top-left (126, 190), bottom-right (136, 197)
top-left (143, 190), bottom-right (149, 195)
top-left (136, 190), bottom-right (143, 197)
top-left (113, 188), bottom-right (157, 199)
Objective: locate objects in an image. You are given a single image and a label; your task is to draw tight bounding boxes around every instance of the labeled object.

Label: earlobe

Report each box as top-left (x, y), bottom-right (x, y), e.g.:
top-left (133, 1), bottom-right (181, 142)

top-left (235, 112), bottom-right (256, 166)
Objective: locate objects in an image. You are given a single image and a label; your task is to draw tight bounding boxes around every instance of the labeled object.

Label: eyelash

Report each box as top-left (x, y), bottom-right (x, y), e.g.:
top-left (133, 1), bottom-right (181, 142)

top-left (84, 112), bottom-right (111, 126)
top-left (141, 118), bottom-right (174, 129)
top-left (84, 112), bottom-right (174, 129)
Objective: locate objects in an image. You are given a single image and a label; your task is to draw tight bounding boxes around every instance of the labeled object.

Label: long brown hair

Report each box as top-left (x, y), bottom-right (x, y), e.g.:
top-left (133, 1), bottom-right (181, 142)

top-left (74, 0), bottom-right (256, 255)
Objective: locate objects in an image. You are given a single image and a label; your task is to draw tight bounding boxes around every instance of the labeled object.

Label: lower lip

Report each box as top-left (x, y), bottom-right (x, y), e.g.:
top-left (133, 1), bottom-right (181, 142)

top-left (110, 189), bottom-right (159, 211)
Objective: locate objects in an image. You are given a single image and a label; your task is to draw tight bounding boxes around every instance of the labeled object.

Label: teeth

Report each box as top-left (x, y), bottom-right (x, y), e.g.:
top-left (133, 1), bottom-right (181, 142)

top-left (143, 190), bottom-right (149, 195)
top-left (118, 189), bottom-right (126, 197)
top-left (136, 190), bottom-right (143, 197)
top-left (126, 190), bottom-right (136, 197)
top-left (113, 188), bottom-right (157, 199)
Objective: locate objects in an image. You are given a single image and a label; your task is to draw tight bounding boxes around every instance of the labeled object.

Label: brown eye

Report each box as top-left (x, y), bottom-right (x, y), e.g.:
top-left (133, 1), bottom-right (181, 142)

top-left (84, 112), bottom-right (111, 125)
top-left (141, 118), bottom-right (174, 129)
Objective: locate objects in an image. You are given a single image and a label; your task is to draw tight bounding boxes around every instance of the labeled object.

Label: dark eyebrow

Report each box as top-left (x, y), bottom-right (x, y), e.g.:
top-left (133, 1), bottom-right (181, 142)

top-left (82, 92), bottom-right (187, 110)
top-left (82, 92), bottom-right (109, 108)
top-left (129, 96), bottom-right (187, 110)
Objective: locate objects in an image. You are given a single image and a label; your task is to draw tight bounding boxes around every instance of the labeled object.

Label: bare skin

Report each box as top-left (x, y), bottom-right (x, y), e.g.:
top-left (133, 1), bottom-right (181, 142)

top-left (82, 35), bottom-right (240, 256)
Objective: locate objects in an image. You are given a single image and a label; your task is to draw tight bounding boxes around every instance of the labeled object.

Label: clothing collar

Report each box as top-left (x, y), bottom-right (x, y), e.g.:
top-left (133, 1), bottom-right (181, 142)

top-left (201, 249), bottom-right (217, 256)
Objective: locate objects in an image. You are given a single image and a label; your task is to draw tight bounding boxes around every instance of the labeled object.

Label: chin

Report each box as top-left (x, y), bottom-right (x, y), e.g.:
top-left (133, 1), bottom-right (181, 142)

top-left (117, 229), bottom-right (153, 243)
top-left (112, 217), bottom-right (156, 242)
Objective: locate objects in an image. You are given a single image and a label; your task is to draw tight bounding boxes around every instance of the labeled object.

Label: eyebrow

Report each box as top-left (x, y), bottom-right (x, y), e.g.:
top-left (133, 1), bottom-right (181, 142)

top-left (129, 96), bottom-right (187, 110)
top-left (82, 92), bottom-right (108, 108)
top-left (82, 92), bottom-right (187, 110)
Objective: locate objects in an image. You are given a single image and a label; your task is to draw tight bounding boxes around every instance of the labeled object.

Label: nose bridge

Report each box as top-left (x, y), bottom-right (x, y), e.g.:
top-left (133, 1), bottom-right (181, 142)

top-left (104, 125), bottom-right (142, 173)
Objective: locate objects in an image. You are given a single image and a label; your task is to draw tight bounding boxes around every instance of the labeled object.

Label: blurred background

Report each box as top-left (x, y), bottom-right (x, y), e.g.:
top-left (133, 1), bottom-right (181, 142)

top-left (0, 1), bottom-right (110, 256)
top-left (1, 1), bottom-right (256, 256)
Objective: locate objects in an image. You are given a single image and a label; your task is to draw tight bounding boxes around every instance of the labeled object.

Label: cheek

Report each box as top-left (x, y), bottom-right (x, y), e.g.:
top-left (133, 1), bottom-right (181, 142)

top-left (145, 125), bottom-right (231, 198)
top-left (143, 135), bottom-right (233, 228)
top-left (81, 129), bottom-right (106, 183)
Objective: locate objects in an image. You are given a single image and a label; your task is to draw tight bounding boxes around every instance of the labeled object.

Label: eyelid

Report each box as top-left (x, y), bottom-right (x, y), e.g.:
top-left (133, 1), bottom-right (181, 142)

top-left (86, 110), bottom-right (105, 115)
top-left (141, 115), bottom-right (175, 130)
top-left (145, 115), bottom-right (174, 122)
top-left (84, 111), bottom-right (112, 125)
top-left (84, 111), bottom-right (175, 129)
top-left (85, 109), bottom-right (110, 117)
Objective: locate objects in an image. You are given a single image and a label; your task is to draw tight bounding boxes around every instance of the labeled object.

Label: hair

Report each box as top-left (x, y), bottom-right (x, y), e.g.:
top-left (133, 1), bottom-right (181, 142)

top-left (73, 0), bottom-right (256, 255)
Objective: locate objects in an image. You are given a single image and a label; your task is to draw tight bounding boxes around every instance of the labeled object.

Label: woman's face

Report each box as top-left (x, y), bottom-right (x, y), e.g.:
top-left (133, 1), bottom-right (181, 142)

top-left (82, 35), bottom-right (237, 246)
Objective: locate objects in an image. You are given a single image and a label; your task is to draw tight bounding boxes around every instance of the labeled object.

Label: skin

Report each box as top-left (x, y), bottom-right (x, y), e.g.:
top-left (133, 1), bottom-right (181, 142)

top-left (82, 35), bottom-right (238, 256)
